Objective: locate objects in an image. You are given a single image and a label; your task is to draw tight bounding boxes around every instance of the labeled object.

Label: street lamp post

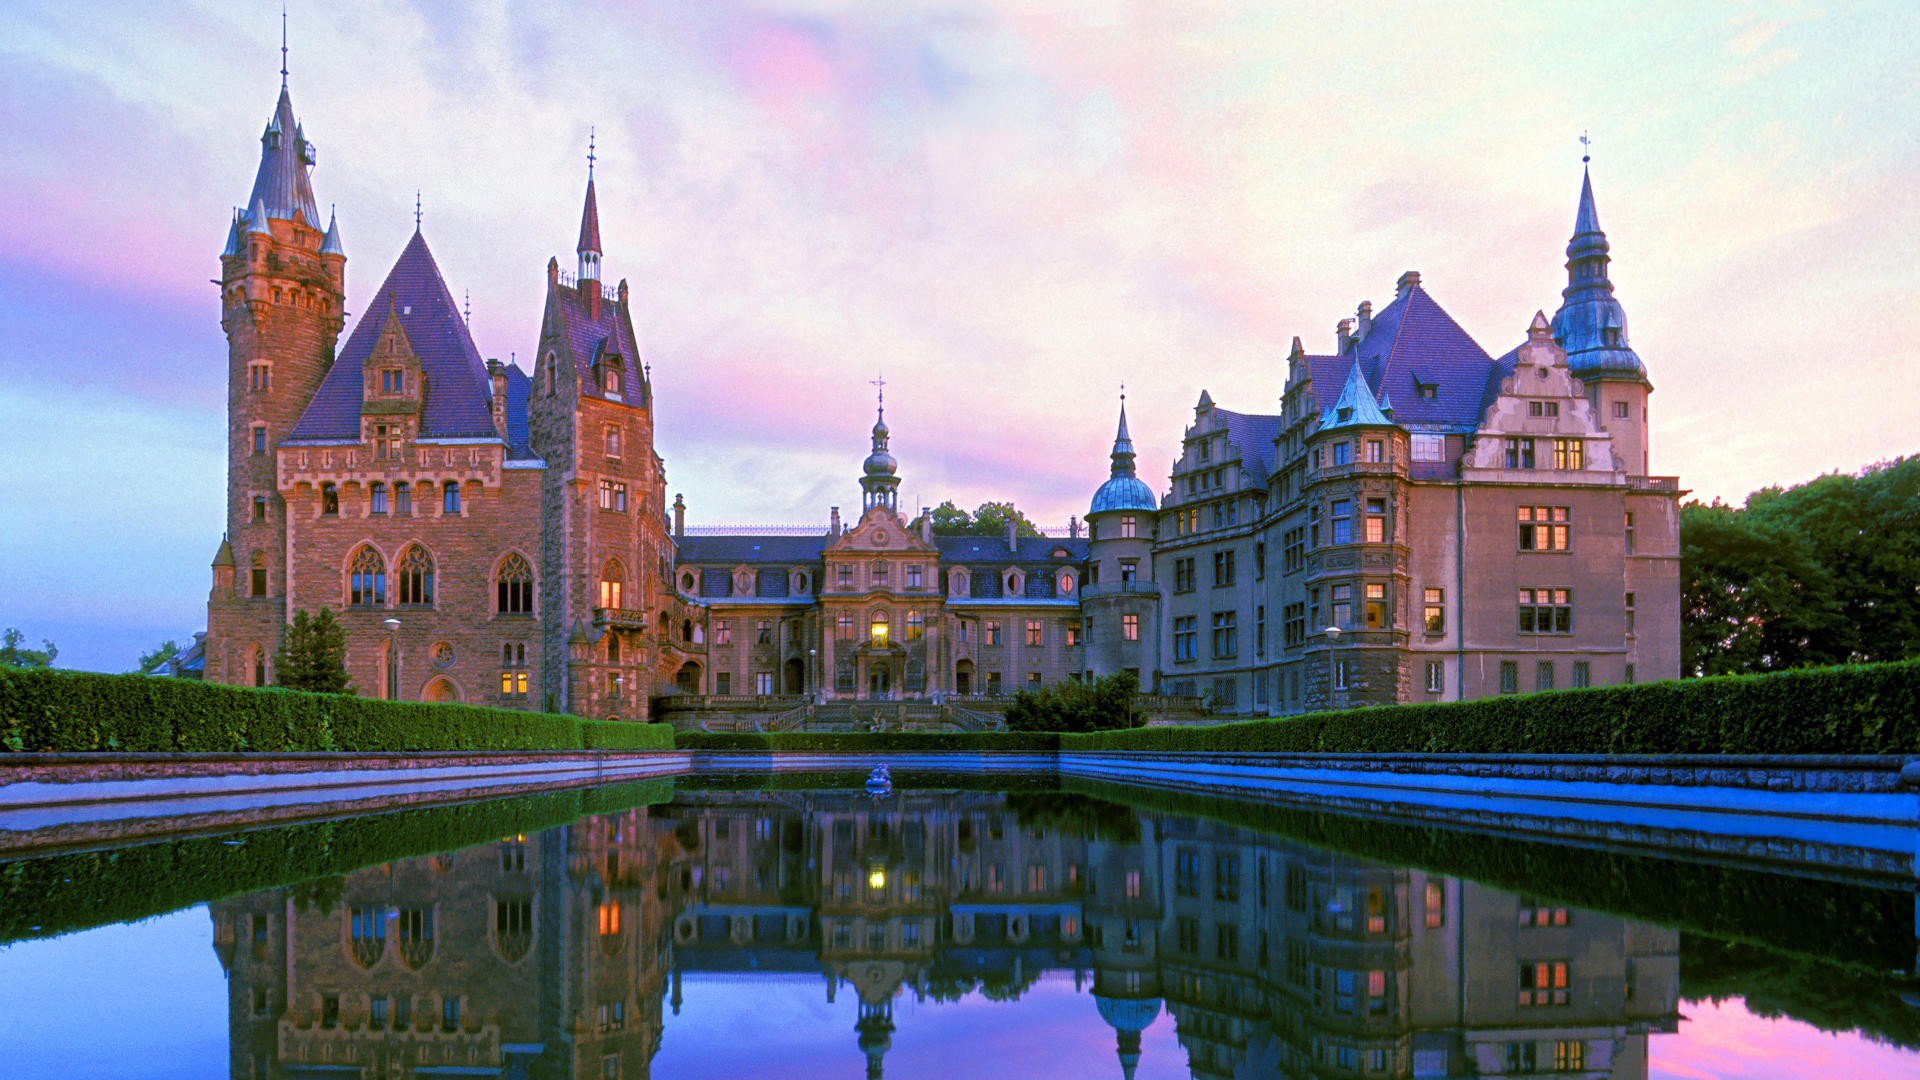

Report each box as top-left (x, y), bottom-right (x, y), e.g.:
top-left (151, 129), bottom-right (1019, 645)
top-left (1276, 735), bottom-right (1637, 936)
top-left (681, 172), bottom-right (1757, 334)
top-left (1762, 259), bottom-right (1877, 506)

top-left (383, 617), bottom-right (402, 700)
top-left (1323, 625), bottom-right (1342, 712)
top-left (809, 647), bottom-right (820, 705)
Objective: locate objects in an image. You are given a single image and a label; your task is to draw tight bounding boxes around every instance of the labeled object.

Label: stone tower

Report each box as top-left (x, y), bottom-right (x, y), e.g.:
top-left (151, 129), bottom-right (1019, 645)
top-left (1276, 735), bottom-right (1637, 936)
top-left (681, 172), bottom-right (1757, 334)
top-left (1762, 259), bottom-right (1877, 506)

top-left (1083, 396), bottom-right (1160, 685)
top-left (1552, 162), bottom-right (1653, 477)
top-left (207, 70), bottom-right (346, 685)
top-left (530, 151), bottom-right (674, 719)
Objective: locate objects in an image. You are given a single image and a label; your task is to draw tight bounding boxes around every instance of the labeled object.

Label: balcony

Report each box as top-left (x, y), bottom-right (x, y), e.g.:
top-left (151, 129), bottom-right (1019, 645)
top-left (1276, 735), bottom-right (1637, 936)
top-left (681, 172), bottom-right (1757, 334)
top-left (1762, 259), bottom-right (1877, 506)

top-left (1082, 580), bottom-right (1158, 600)
top-left (594, 607), bottom-right (648, 630)
top-left (1628, 475), bottom-right (1682, 493)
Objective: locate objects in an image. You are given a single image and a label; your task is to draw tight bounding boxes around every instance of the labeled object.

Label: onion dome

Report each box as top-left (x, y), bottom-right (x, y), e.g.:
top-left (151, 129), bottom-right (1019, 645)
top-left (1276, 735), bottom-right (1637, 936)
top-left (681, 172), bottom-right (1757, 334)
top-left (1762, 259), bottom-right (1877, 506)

top-left (859, 384), bottom-right (900, 510)
top-left (1551, 162), bottom-right (1648, 384)
top-left (1089, 398), bottom-right (1157, 516)
top-left (1094, 994), bottom-right (1163, 1080)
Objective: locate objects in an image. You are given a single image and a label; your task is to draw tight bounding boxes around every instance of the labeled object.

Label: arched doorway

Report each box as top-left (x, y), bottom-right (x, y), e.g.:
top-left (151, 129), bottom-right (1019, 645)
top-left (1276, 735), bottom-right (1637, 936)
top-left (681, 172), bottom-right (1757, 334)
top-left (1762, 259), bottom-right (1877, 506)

top-left (783, 658), bottom-right (805, 695)
top-left (423, 676), bottom-right (460, 703)
top-left (675, 661), bottom-right (702, 694)
top-left (954, 660), bottom-right (975, 697)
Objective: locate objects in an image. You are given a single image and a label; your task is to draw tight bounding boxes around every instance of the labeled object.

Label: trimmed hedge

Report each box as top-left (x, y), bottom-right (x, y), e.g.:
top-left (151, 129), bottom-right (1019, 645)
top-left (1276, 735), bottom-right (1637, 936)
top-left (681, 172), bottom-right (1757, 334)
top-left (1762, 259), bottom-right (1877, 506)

top-left (675, 731), bottom-right (1063, 753)
top-left (0, 667), bottom-right (675, 754)
top-left (1062, 658), bottom-right (1920, 755)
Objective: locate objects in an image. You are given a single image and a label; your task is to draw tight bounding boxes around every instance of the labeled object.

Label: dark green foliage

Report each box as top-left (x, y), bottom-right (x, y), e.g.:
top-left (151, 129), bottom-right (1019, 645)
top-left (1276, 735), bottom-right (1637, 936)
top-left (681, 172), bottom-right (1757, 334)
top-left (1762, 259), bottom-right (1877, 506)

top-left (1003, 671), bottom-right (1143, 733)
top-left (675, 731), bottom-right (1064, 753)
top-left (928, 499), bottom-right (1043, 537)
top-left (273, 607), bottom-right (352, 694)
top-left (0, 667), bottom-right (676, 753)
top-left (1003, 792), bottom-right (1141, 842)
top-left (0, 627), bottom-right (57, 669)
top-left (1683, 456), bottom-right (1920, 675)
top-left (581, 720), bottom-right (677, 751)
top-left (1681, 935), bottom-right (1920, 1050)
top-left (0, 780), bottom-right (676, 944)
top-left (134, 640), bottom-right (181, 675)
top-left (1062, 658), bottom-right (1920, 755)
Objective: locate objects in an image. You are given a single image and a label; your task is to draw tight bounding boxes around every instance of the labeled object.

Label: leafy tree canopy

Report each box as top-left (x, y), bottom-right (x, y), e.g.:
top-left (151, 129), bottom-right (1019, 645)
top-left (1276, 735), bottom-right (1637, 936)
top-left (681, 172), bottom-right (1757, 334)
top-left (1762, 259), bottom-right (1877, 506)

top-left (136, 640), bottom-right (181, 675)
top-left (0, 628), bottom-right (57, 670)
top-left (1682, 455), bottom-right (1919, 675)
top-left (928, 500), bottom-right (1043, 538)
top-left (273, 608), bottom-right (354, 694)
top-left (1003, 671), bottom-right (1143, 733)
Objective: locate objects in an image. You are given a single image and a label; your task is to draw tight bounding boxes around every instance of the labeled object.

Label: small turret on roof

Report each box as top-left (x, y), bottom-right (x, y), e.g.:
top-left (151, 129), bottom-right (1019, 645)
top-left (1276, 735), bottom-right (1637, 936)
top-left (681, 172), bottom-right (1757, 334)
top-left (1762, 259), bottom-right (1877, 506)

top-left (1319, 358), bottom-right (1397, 431)
top-left (320, 206), bottom-right (345, 256)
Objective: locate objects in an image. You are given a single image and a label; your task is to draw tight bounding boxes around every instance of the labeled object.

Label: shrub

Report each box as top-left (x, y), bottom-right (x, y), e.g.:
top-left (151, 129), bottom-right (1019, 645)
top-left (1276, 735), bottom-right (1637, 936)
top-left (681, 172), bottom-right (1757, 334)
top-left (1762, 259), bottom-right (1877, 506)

top-left (675, 731), bottom-right (1063, 753)
top-left (1061, 659), bottom-right (1920, 756)
top-left (0, 668), bottom-right (681, 754)
top-left (1003, 671), bottom-right (1143, 733)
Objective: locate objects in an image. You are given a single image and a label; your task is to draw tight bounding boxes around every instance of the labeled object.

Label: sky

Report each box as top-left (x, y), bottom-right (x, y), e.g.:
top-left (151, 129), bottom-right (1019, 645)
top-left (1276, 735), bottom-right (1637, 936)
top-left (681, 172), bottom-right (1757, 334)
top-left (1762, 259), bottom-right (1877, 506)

top-left (2, 0), bottom-right (1917, 671)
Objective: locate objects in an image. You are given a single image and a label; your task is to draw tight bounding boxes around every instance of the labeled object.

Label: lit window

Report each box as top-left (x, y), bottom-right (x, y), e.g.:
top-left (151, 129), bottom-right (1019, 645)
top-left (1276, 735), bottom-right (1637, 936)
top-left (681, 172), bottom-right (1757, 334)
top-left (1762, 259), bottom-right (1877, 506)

top-left (1423, 587), bottom-right (1444, 633)
top-left (1553, 438), bottom-right (1585, 470)
top-left (1364, 583), bottom-right (1386, 628)
top-left (870, 609), bottom-right (890, 645)
top-left (1025, 620), bottom-right (1043, 646)
top-left (906, 611), bottom-right (924, 640)
top-left (1364, 498), bottom-right (1386, 543)
top-left (1518, 588), bottom-right (1573, 634)
top-left (1518, 960), bottom-right (1570, 1007)
top-left (1122, 613), bottom-right (1140, 641)
top-left (599, 561), bottom-right (625, 609)
top-left (1517, 506), bottom-right (1571, 551)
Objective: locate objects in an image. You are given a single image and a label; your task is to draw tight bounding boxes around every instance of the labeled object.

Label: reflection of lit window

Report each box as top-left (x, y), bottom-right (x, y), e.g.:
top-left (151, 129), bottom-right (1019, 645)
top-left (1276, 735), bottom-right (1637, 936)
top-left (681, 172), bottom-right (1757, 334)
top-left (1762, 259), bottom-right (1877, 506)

top-left (597, 902), bottom-right (621, 937)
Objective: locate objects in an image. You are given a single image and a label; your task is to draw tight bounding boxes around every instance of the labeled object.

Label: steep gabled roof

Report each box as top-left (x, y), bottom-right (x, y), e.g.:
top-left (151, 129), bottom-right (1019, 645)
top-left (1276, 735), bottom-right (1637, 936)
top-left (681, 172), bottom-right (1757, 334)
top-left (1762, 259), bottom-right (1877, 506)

top-left (1307, 284), bottom-right (1493, 430)
top-left (287, 231), bottom-right (497, 443)
top-left (502, 362), bottom-right (535, 460)
top-left (246, 87), bottom-right (322, 228)
top-left (1218, 409), bottom-right (1282, 485)
top-left (1319, 359), bottom-right (1395, 431)
top-left (553, 287), bottom-right (646, 405)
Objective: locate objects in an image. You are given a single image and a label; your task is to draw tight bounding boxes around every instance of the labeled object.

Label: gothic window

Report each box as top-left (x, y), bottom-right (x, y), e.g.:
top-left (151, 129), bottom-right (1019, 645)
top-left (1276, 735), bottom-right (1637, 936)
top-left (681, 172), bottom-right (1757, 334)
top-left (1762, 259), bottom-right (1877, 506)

top-left (251, 646), bottom-right (267, 687)
top-left (347, 906), bottom-right (386, 968)
top-left (398, 546), bottom-right (435, 606)
top-left (496, 554), bottom-right (534, 614)
top-left (603, 362), bottom-right (623, 397)
top-left (599, 561), bottom-right (625, 610)
top-left (250, 552), bottom-right (268, 597)
top-left (544, 356), bottom-right (556, 396)
top-left (493, 898), bottom-right (533, 964)
top-left (349, 547), bottom-right (386, 607)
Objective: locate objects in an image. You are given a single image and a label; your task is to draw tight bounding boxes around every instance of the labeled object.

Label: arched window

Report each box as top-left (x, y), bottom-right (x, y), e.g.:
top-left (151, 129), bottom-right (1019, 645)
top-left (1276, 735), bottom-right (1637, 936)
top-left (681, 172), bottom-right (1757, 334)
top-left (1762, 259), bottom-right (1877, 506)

top-left (544, 355), bottom-right (556, 396)
top-left (870, 609), bottom-right (890, 646)
top-left (681, 619), bottom-right (694, 643)
top-left (250, 552), bottom-right (269, 598)
top-left (599, 560), bottom-right (625, 609)
top-left (607, 635), bottom-right (622, 663)
top-left (397, 546), bottom-right (435, 606)
top-left (496, 554), bottom-right (534, 614)
top-left (252, 646), bottom-right (267, 687)
top-left (349, 547), bottom-right (386, 606)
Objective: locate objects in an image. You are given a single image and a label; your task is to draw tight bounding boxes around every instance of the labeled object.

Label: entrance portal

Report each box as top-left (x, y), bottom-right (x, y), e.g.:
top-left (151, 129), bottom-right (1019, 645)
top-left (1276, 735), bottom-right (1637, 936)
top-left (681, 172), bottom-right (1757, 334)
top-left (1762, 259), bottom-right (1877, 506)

top-left (868, 664), bottom-right (892, 700)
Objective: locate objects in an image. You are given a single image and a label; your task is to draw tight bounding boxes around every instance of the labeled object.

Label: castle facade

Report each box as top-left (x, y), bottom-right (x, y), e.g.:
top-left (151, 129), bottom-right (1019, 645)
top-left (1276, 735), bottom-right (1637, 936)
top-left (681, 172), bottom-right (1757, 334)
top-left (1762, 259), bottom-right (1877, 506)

top-left (201, 72), bottom-right (1679, 722)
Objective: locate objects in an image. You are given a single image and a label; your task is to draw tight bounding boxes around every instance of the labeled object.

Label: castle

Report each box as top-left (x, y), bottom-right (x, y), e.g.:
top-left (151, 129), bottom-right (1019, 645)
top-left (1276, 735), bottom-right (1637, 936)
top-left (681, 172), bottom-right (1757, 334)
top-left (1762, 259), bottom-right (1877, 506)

top-left (199, 66), bottom-right (1680, 725)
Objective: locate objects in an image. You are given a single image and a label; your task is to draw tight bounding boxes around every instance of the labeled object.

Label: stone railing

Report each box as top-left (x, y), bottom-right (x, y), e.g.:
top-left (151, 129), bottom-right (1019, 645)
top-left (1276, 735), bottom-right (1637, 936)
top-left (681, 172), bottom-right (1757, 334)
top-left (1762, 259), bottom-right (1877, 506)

top-left (592, 607), bottom-right (648, 630)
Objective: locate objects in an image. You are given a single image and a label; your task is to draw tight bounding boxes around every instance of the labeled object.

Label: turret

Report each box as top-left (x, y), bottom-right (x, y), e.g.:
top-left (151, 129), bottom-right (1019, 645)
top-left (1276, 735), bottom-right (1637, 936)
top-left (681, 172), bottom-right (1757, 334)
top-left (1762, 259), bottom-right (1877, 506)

top-left (1550, 154), bottom-right (1652, 475)
top-left (577, 131), bottom-right (603, 316)
top-left (859, 382), bottom-right (900, 512)
top-left (1084, 393), bottom-right (1158, 682)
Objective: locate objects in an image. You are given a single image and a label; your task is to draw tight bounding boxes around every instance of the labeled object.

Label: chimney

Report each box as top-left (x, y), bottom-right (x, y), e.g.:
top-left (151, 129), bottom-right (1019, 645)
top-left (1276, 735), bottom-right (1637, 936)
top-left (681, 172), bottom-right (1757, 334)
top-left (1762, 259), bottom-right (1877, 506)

top-left (1356, 301), bottom-right (1373, 342)
top-left (672, 493), bottom-right (686, 538)
top-left (1336, 318), bottom-right (1355, 354)
top-left (920, 514), bottom-right (933, 543)
top-left (1396, 270), bottom-right (1421, 300)
top-left (486, 359), bottom-right (507, 439)
top-left (830, 506), bottom-right (841, 536)
top-left (1005, 518), bottom-right (1018, 552)
top-left (547, 256), bottom-right (559, 288)
top-left (584, 278), bottom-right (599, 321)
top-left (1069, 516), bottom-right (1081, 539)
top-left (618, 278), bottom-right (630, 307)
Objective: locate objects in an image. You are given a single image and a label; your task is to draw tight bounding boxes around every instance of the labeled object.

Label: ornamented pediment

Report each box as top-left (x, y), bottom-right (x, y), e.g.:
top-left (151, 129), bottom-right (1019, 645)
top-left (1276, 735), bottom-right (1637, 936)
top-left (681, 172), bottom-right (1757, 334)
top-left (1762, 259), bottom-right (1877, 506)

top-left (828, 506), bottom-right (934, 554)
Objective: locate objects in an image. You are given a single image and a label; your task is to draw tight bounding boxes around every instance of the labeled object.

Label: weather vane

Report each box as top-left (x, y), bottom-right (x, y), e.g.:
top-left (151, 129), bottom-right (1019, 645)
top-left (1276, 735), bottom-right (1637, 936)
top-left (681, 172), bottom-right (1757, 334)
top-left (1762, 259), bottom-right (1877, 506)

top-left (870, 374), bottom-right (886, 415)
top-left (1580, 130), bottom-right (1591, 165)
top-left (414, 190), bottom-right (422, 231)
top-left (280, 4), bottom-right (288, 88)
top-left (588, 126), bottom-right (596, 178)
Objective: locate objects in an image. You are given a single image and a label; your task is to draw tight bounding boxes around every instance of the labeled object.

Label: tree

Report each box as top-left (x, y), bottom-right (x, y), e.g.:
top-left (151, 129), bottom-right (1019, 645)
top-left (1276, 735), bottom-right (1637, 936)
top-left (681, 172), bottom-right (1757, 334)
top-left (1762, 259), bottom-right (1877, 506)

top-left (0, 628), bottom-right (57, 669)
top-left (928, 499), bottom-right (1043, 537)
top-left (1003, 671), bottom-right (1142, 733)
top-left (136, 640), bottom-right (182, 675)
top-left (1679, 455), bottom-right (1920, 675)
top-left (273, 608), bottom-right (353, 694)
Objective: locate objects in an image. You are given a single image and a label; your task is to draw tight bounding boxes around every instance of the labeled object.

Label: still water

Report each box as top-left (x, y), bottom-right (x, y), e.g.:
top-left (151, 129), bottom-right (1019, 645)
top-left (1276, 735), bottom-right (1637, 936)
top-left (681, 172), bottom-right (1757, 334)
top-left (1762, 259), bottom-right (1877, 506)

top-left (0, 776), bottom-right (1915, 1078)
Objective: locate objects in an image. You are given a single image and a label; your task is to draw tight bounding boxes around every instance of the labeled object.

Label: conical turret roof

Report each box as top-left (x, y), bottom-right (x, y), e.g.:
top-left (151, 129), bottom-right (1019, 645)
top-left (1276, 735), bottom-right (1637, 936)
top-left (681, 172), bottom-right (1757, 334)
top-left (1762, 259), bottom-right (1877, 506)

top-left (245, 86), bottom-right (322, 228)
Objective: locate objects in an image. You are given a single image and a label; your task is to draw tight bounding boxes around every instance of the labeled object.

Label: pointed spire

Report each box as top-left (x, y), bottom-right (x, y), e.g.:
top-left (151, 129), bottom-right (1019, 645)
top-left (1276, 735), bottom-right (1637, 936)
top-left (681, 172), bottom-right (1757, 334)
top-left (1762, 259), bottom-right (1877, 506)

top-left (245, 23), bottom-right (320, 230)
top-left (222, 211), bottom-right (244, 257)
top-left (280, 4), bottom-right (289, 89)
top-left (1320, 361), bottom-right (1395, 431)
top-left (1110, 387), bottom-right (1137, 478)
top-left (860, 374), bottom-right (899, 511)
top-left (320, 204), bottom-right (345, 256)
top-left (1090, 386), bottom-right (1157, 516)
top-left (246, 196), bottom-right (272, 236)
top-left (1552, 148), bottom-right (1647, 383)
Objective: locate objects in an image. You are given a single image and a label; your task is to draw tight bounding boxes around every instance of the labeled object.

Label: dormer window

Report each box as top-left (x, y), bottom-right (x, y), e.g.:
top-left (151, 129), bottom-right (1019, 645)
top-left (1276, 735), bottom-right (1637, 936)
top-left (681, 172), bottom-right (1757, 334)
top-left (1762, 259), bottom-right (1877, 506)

top-left (372, 423), bottom-right (402, 461)
top-left (598, 354), bottom-right (625, 399)
top-left (380, 368), bottom-right (404, 394)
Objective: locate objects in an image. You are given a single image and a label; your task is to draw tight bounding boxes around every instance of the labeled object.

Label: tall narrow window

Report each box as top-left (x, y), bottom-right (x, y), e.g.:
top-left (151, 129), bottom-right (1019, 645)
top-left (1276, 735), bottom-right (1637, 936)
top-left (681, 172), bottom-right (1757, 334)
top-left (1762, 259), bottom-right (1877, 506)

top-left (1423, 587), bottom-right (1445, 633)
top-left (442, 482), bottom-right (461, 514)
top-left (395, 482), bottom-right (412, 516)
top-left (250, 553), bottom-right (268, 598)
top-left (322, 482), bottom-right (339, 516)
top-left (1572, 661), bottom-right (1591, 688)
top-left (605, 426), bottom-right (623, 459)
top-left (1364, 498), bottom-right (1387, 543)
top-left (1330, 500), bottom-right (1352, 544)
top-left (906, 611), bottom-right (924, 640)
top-left (1536, 661), bottom-right (1555, 691)
top-left (599, 561), bottom-right (625, 610)
top-left (869, 609), bottom-right (890, 645)
top-left (1364, 583), bottom-right (1387, 628)
top-left (1552, 438), bottom-right (1584, 470)
top-left (1425, 659), bottom-right (1443, 693)
top-left (398, 546), bottom-right (435, 606)
top-left (1625, 512), bottom-right (1636, 554)
top-left (349, 547), bottom-right (386, 606)
top-left (1625, 591), bottom-right (1637, 636)
top-left (370, 482), bottom-right (388, 515)
top-left (1331, 584), bottom-right (1352, 628)
top-left (1120, 514), bottom-right (1137, 538)
top-left (496, 554), bottom-right (534, 614)
top-left (1123, 613), bottom-right (1140, 642)
top-left (249, 362), bottom-right (271, 391)
top-left (252, 495), bottom-right (268, 522)
top-left (252, 425), bottom-right (268, 455)
top-left (1504, 437), bottom-right (1536, 469)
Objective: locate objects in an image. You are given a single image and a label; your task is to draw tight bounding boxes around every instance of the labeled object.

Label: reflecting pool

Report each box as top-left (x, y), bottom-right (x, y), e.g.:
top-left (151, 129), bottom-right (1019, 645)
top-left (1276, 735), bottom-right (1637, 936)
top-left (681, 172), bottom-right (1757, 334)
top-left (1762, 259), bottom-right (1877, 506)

top-left (0, 776), bottom-right (1915, 1078)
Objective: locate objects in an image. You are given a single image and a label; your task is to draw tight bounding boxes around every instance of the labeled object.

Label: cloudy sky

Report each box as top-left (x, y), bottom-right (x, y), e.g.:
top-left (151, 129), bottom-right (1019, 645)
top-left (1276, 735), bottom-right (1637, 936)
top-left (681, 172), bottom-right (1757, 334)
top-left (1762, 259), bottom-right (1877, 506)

top-left (2, 1), bottom-right (1916, 671)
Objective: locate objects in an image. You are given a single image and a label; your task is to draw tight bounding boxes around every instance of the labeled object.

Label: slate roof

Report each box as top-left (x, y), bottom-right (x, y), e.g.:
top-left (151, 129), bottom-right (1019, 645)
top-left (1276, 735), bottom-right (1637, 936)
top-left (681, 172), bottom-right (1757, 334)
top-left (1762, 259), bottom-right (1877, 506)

top-left (935, 536), bottom-right (1088, 565)
top-left (578, 176), bottom-right (603, 253)
top-left (287, 231), bottom-right (499, 444)
top-left (501, 362), bottom-right (534, 459)
top-left (1217, 409), bottom-right (1282, 485)
top-left (1306, 284), bottom-right (1495, 431)
top-left (554, 286), bottom-right (646, 406)
top-left (676, 535), bottom-right (830, 565)
top-left (246, 87), bottom-right (323, 227)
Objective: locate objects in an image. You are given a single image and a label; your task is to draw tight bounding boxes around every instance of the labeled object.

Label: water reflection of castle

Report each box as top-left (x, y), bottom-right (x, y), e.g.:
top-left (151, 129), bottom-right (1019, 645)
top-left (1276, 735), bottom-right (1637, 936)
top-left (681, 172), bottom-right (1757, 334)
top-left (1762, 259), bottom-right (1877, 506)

top-left (211, 792), bottom-right (1679, 1078)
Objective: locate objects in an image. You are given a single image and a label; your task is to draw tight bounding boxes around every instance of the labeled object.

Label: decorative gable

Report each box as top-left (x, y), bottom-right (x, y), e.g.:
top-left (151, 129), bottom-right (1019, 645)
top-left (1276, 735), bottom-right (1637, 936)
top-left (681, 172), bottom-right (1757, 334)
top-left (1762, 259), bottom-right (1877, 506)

top-left (1464, 312), bottom-right (1619, 476)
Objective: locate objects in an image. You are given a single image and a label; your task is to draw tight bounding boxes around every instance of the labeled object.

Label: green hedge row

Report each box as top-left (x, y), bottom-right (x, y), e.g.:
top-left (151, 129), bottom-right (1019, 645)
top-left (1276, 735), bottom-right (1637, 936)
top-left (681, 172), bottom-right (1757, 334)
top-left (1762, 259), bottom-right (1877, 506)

top-left (1061, 658), bottom-right (1920, 755)
top-left (0, 667), bottom-right (676, 753)
top-left (0, 778), bottom-right (675, 943)
top-left (675, 731), bottom-right (1064, 753)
